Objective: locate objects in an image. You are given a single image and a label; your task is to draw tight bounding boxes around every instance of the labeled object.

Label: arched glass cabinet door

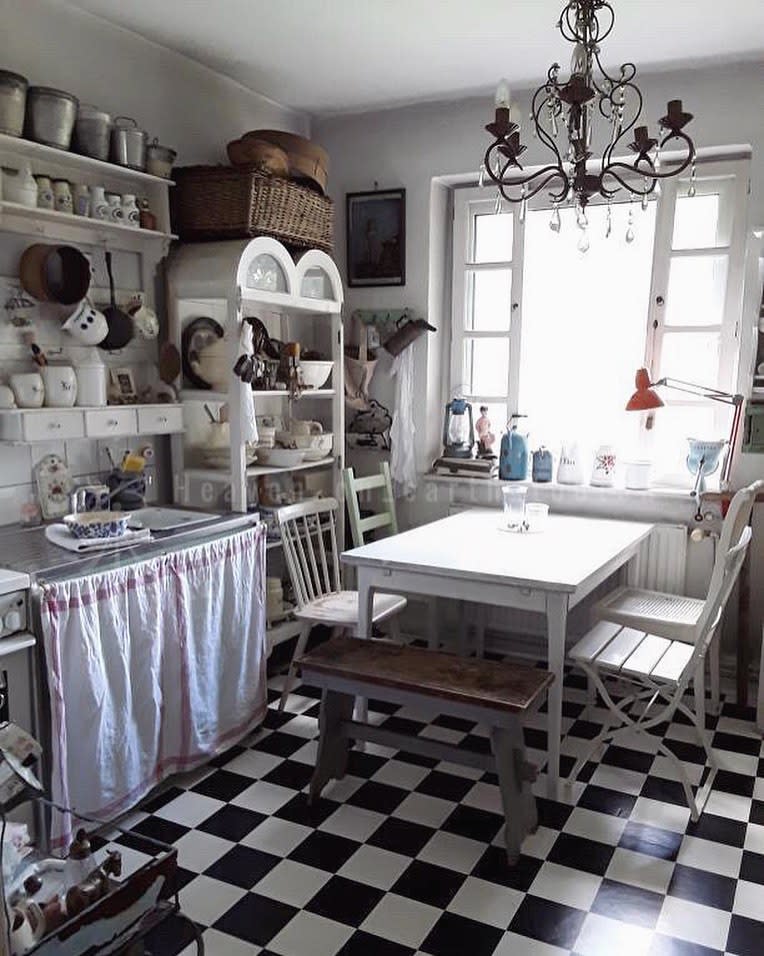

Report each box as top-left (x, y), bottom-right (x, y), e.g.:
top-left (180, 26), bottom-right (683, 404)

top-left (245, 253), bottom-right (288, 294)
top-left (295, 250), bottom-right (343, 304)
top-left (300, 266), bottom-right (336, 300)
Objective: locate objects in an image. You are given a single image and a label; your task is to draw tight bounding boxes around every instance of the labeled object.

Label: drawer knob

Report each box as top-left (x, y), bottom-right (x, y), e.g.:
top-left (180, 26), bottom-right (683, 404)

top-left (49, 422), bottom-right (61, 430)
top-left (107, 419), bottom-right (118, 427)
top-left (158, 416), bottom-right (167, 424)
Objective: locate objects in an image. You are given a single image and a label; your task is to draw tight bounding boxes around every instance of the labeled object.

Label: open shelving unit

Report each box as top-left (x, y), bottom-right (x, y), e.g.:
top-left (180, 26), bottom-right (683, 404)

top-left (166, 237), bottom-right (345, 652)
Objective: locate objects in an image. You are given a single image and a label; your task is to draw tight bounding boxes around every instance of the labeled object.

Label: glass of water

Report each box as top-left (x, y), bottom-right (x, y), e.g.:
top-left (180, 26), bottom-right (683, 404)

top-left (501, 485), bottom-right (527, 530)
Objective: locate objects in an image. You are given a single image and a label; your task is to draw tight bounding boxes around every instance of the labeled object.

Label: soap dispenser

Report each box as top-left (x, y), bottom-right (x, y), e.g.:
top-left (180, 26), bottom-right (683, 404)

top-left (499, 414), bottom-right (529, 480)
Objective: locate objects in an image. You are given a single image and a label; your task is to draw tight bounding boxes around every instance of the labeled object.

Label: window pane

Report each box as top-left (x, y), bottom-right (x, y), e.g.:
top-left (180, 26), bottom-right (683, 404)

top-left (473, 212), bottom-right (513, 262)
top-left (468, 268), bottom-right (512, 331)
top-left (463, 337), bottom-right (509, 397)
top-left (665, 255), bottom-right (728, 327)
top-left (659, 331), bottom-right (721, 385)
top-left (519, 201), bottom-right (655, 457)
top-left (672, 194), bottom-right (721, 250)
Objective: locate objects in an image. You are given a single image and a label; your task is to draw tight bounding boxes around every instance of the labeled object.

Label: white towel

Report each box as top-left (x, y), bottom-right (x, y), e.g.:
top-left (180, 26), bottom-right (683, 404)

top-left (390, 346), bottom-right (417, 498)
top-left (238, 323), bottom-right (258, 444)
top-left (45, 523), bottom-right (152, 553)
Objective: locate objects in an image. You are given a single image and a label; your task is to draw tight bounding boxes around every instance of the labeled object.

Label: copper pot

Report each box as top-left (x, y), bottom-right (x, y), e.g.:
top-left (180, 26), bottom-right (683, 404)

top-left (19, 244), bottom-right (91, 305)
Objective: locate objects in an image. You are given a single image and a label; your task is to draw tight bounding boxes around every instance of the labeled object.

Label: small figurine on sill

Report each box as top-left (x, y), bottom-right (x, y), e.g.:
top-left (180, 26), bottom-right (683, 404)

top-left (476, 406), bottom-right (496, 458)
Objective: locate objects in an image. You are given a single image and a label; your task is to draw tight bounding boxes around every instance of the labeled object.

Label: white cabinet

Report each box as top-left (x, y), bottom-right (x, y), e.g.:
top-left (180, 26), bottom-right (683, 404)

top-left (0, 405), bottom-right (183, 443)
top-left (85, 407), bottom-right (138, 438)
top-left (17, 410), bottom-right (85, 443)
top-left (137, 405), bottom-right (184, 435)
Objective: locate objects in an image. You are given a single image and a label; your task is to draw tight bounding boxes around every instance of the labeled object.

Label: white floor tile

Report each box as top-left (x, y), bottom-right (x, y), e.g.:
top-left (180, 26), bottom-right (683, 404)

top-left (463, 781), bottom-right (503, 815)
top-left (562, 807), bottom-right (628, 846)
top-left (650, 755), bottom-right (704, 787)
top-left (188, 929), bottom-right (259, 956)
top-left (754, 777), bottom-right (764, 802)
top-left (519, 825), bottom-right (559, 859)
top-left (629, 796), bottom-right (691, 833)
top-left (493, 932), bottom-right (569, 956)
top-left (677, 834), bottom-right (743, 878)
top-left (434, 760), bottom-right (485, 780)
top-left (528, 861), bottom-right (603, 911)
top-left (574, 913), bottom-right (652, 956)
top-left (178, 874), bottom-right (246, 926)
top-left (319, 804), bottom-right (386, 842)
top-left (656, 896), bottom-right (731, 951)
top-left (278, 714), bottom-right (321, 739)
top-left (713, 749), bottom-right (759, 777)
top-left (154, 790), bottom-right (224, 828)
top-left (716, 716), bottom-right (762, 739)
top-left (269, 911), bottom-right (354, 956)
top-left (290, 740), bottom-right (319, 765)
top-left (222, 749), bottom-right (283, 779)
top-left (587, 764), bottom-right (646, 796)
top-left (447, 876), bottom-right (523, 928)
top-left (605, 848), bottom-right (674, 895)
top-left (231, 780), bottom-right (295, 814)
top-left (254, 859), bottom-right (331, 907)
top-left (338, 844), bottom-right (411, 890)
top-left (241, 816), bottom-right (312, 857)
top-left (320, 773), bottom-right (365, 803)
top-left (393, 792), bottom-right (456, 828)
top-left (174, 830), bottom-right (234, 873)
top-left (704, 788), bottom-right (752, 822)
top-left (418, 724), bottom-right (467, 744)
top-left (744, 822), bottom-right (764, 854)
top-left (732, 879), bottom-right (762, 921)
top-left (361, 893), bottom-right (442, 949)
top-left (418, 831), bottom-right (486, 874)
top-left (371, 758), bottom-right (431, 790)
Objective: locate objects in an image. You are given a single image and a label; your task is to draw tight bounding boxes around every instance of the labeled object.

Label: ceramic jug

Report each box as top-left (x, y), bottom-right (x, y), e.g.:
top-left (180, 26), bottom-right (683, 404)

top-left (557, 441), bottom-right (584, 484)
top-left (591, 444), bottom-right (617, 487)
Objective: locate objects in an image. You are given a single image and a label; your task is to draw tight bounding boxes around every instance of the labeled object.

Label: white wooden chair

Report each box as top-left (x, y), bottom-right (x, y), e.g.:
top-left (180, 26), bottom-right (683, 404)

top-left (276, 496), bottom-right (406, 710)
top-left (344, 463), bottom-right (486, 656)
top-left (566, 481), bottom-right (758, 820)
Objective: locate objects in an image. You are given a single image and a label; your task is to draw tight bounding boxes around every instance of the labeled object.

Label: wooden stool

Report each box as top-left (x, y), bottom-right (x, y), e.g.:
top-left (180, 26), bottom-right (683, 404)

top-left (298, 636), bottom-right (553, 864)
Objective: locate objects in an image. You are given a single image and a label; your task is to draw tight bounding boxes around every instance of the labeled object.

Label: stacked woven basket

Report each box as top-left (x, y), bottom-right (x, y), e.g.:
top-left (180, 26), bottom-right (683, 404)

top-left (171, 130), bottom-right (333, 253)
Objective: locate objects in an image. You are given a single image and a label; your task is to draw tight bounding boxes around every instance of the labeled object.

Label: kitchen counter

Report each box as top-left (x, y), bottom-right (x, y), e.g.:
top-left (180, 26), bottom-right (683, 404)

top-left (0, 512), bottom-right (260, 583)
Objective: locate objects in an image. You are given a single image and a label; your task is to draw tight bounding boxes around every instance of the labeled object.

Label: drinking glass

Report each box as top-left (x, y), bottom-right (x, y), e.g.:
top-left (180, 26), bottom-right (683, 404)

top-left (501, 485), bottom-right (527, 530)
top-left (526, 502), bottom-right (550, 532)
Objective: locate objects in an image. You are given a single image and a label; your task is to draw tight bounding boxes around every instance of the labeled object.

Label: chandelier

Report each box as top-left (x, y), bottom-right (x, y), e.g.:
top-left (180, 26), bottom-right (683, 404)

top-left (482, 0), bottom-right (697, 240)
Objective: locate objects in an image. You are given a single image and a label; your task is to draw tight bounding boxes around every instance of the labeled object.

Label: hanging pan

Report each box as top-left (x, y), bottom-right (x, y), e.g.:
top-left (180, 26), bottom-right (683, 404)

top-left (98, 250), bottom-right (134, 350)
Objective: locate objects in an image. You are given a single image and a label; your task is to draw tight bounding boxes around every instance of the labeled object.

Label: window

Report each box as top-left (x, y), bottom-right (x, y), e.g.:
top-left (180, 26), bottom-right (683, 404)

top-left (450, 156), bottom-right (750, 485)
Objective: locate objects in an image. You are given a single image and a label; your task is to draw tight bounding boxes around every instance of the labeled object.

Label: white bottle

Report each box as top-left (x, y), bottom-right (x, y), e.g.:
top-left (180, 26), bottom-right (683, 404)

top-left (90, 185), bottom-right (109, 220)
top-left (13, 162), bottom-right (38, 208)
top-left (53, 179), bottom-right (73, 214)
top-left (122, 193), bottom-right (139, 228)
top-left (557, 441), bottom-right (584, 485)
top-left (106, 193), bottom-right (123, 224)
top-left (36, 175), bottom-right (54, 210)
top-left (591, 444), bottom-right (617, 487)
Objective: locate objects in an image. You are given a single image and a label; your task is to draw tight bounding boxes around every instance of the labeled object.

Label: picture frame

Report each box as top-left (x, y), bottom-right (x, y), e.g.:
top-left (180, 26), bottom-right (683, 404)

top-left (346, 188), bottom-right (406, 287)
top-left (109, 367), bottom-right (137, 402)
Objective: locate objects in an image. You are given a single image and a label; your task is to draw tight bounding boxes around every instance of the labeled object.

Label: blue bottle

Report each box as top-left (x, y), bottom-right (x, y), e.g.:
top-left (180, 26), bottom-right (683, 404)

top-left (499, 414), bottom-right (529, 480)
top-left (532, 446), bottom-right (553, 482)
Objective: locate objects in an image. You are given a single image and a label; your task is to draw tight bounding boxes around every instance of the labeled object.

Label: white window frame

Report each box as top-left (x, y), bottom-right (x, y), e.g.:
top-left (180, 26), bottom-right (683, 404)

top-left (449, 154), bottom-right (751, 464)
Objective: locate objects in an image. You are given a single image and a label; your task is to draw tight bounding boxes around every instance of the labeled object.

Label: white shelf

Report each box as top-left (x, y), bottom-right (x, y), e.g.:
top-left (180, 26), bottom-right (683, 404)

top-left (241, 289), bottom-right (338, 314)
top-left (184, 456), bottom-right (335, 481)
top-left (180, 388), bottom-right (335, 402)
top-left (0, 200), bottom-right (176, 243)
top-left (0, 131), bottom-right (174, 187)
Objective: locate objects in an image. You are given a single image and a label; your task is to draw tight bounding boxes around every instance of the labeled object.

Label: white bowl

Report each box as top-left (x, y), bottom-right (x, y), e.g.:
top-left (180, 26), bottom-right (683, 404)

top-left (256, 447), bottom-right (306, 468)
top-left (63, 510), bottom-right (130, 539)
top-left (300, 360), bottom-right (333, 390)
top-left (303, 432), bottom-right (333, 461)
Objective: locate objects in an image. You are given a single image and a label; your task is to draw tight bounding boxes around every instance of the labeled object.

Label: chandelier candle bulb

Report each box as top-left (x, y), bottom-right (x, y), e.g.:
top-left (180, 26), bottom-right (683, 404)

top-left (495, 79), bottom-right (511, 109)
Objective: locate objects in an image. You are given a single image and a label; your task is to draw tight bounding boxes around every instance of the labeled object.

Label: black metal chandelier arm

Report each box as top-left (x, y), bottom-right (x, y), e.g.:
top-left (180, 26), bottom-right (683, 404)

top-left (604, 129), bottom-right (695, 184)
top-left (602, 81), bottom-right (645, 167)
top-left (497, 168), bottom-right (570, 205)
top-left (531, 85), bottom-right (566, 163)
top-left (599, 168), bottom-right (658, 199)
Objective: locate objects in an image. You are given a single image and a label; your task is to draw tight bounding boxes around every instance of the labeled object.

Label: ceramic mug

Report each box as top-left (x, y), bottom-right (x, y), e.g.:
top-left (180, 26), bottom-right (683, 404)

top-left (41, 365), bottom-right (77, 407)
top-left (62, 299), bottom-right (109, 346)
top-left (10, 372), bottom-right (44, 408)
top-left (0, 385), bottom-right (16, 408)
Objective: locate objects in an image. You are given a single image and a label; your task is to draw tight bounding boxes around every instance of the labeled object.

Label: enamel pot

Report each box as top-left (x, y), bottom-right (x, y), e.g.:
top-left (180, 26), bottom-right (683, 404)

top-left (98, 250), bottom-right (134, 350)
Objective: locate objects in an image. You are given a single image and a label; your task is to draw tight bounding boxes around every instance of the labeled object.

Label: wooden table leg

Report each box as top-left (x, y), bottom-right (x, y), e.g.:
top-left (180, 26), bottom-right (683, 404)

top-left (490, 723), bottom-right (537, 865)
top-left (545, 592), bottom-right (568, 800)
top-left (309, 688), bottom-right (354, 804)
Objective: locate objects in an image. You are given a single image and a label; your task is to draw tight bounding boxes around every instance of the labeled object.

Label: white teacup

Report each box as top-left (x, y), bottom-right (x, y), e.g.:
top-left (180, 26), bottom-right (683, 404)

top-left (10, 372), bottom-right (44, 408)
top-left (62, 299), bottom-right (109, 346)
top-left (0, 385), bottom-right (16, 408)
top-left (41, 365), bottom-right (77, 407)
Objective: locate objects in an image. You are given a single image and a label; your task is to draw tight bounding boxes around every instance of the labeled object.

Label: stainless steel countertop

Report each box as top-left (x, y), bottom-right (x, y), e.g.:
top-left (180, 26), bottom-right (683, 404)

top-left (0, 513), bottom-right (260, 584)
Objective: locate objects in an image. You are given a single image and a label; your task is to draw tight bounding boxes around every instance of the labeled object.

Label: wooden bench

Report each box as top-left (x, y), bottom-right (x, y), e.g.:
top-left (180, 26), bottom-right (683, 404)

top-left (297, 636), bottom-right (553, 864)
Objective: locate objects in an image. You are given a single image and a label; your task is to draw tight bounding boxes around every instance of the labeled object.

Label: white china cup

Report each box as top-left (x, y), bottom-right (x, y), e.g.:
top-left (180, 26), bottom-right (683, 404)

top-left (10, 372), bottom-right (44, 408)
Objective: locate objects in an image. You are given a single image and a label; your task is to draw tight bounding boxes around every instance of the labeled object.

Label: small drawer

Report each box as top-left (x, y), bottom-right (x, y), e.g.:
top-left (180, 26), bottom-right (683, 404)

top-left (84, 407), bottom-right (137, 438)
top-left (23, 410), bottom-right (85, 442)
top-left (137, 405), bottom-right (183, 435)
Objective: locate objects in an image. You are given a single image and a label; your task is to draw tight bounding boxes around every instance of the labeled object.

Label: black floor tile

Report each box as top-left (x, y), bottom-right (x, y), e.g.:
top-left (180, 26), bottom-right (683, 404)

top-left (726, 914), bottom-right (764, 956)
top-left (472, 846), bottom-right (543, 892)
top-left (214, 892), bottom-right (298, 946)
top-left (509, 895), bottom-right (587, 950)
top-left (346, 749), bottom-right (388, 778)
top-left (382, 715), bottom-right (428, 736)
top-left (457, 734), bottom-right (492, 756)
top-left (747, 799), bottom-right (764, 826)
top-left (390, 859), bottom-right (465, 909)
top-left (578, 784), bottom-right (637, 818)
top-left (130, 816), bottom-right (189, 846)
top-left (740, 850), bottom-right (764, 885)
top-left (667, 863), bottom-right (736, 911)
top-left (367, 698), bottom-right (403, 715)
top-left (144, 912), bottom-right (201, 955)
top-left (649, 933), bottom-right (723, 956)
top-left (711, 731), bottom-right (760, 756)
top-left (254, 730), bottom-right (308, 758)
top-left (567, 718), bottom-right (603, 740)
top-left (191, 769), bottom-right (253, 802)
top-left (288, 830), bottom-right (360, 871)
top-left (207, 744), bottom-right (247, 768)
top-left (274, 791), bottom-right (340, 828)
top-left (416, 770), bottom-right (475, 803)
top-left (262, 758), bottom-right (315, 791)
top-left (348, 781), bottom-right (408, 814)
top-left (547, 833), bottom-right (615, 877)
top-left (337, 930), bottom-right (416, 956)
top-left (601, 745), bottom-right (655, 775)
top-left (141, 785), bottom-right (185, 814)
top-left (640, 776), bottom-right (693, 808)
top-left (524, 727), bottom-right (548, 752)
top-left (535, 796), bottom-right (574, 830)
top-left (441, 804), bottom-right (503, 844)
top-left (684, 812), bottom-right (747, 848)
top-left (306, 874), bottom-right (384, 925)
top-left (367, 817), bottom-right (435, 857)
top-left (663, 738), bottom-right (707, 766)
top-left (432, 713), bottom-right (476, 733)
top-left (591, 877), bottom-right (664, 928)
top-left (619, 821), bottom-right (683, 861)
top-left (713, 769), bottom-right (755, 798)
top-left (421, 911), bottom-right (504, 956)
top-left (262, 708), bottom-right (300, 731)
top-left (198, 804), bottom-right (265, 842)
top-left (205, 844), bottom-right (280, 889)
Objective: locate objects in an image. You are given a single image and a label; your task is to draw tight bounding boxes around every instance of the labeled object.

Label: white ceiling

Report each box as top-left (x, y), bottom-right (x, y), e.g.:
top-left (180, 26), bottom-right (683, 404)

top-left (68, 0), bottom-right (764, 116)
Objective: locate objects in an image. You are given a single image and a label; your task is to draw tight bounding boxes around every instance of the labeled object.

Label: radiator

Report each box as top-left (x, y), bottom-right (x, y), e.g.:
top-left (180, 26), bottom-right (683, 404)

top-left (627, 523), bottom-right (688, 593)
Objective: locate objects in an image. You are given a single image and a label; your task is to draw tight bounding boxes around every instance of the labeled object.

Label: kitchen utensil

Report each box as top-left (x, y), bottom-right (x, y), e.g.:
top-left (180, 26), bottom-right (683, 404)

top-left (61, 298), bottom-right (109, 346)
top-left (35, 453), bottom-right (73, 519)
top-left (0, 70), bottom-right (28, 136)
top-left (181, 316), bottom-right (225, 389)
top-left (19, 243), bottom-right (91, 305)
top-left (624, 460), bottom-right (652, 490)
top-left (63, 510), bottom-right (130, 540)
top-left (591, 444), bottom-right (617, 487)
top-left (501, 485), bottom-right (528, 530)
top-left (41, 365), bottom-right (77, 407)
top-left (70, 484), bottom-right (110, 513)
top-left (159, 342), bottom-right (181, 385)
top-left (99, 250), bottom-right (134, 350)
top-left (0, 386), bottom-right (16, 408)
top-left (146, 138), bottom-right (177, 178)
top-left (52, 179), bottom-right (73, 213)
top-left (299, 360), bottom-right (333, 389)
top-left (557, 441), bottom-right (584, 484)
top-left (25, 86), bottom-right (78, 149)
top-left (10, 372), bottom-right (44, 408)
top-left (110, 116), bottom-right (147, 170)
top-left (203, 403), bottom-right (217, 424)
top-left (30, 342), bottom-right (48, 367)
top-left (4, 163), bottom-right (37, 206)
top-left (74, 104), bottom-right (111, 160)
top-left (383, 316), bottom-right (437, 357)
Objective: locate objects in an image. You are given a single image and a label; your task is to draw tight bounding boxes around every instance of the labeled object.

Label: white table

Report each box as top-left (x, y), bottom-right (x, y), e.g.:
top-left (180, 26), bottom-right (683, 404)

top-left (342, 509), bottom-right (653, 797)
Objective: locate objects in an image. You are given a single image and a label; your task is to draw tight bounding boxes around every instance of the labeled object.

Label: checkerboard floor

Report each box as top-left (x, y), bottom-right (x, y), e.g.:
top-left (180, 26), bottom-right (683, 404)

top-left (108, 664), bottom-right (764, 956)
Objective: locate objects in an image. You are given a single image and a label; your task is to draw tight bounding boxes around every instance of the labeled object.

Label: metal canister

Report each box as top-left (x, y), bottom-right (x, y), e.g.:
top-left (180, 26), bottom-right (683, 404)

top-left (110, 116), bottom-right (147, 170)
top-left (74, 104), bottom-right (112, 161)
top-left (0, 70), bottom-right (28, 137)
top-left (25, 86), bottom-right (79, 149)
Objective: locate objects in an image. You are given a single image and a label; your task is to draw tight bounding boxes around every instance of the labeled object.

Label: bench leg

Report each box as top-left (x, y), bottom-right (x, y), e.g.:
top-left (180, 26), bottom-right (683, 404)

top-left (309, 689), bottom-right (354, 804)
top-left (490, 723), bottom-right (537, 865)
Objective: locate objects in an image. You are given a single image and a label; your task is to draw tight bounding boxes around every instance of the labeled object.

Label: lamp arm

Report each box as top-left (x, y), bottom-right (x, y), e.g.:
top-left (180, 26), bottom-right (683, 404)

top-left (654, 377), bottom-right (744, 406)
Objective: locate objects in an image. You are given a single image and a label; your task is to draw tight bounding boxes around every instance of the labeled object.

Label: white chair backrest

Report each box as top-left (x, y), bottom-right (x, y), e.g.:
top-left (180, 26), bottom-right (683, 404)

top-left (277, 497), bottom-right (341, 610)
top-left (696, 479), bottom-right (763, 639)
top-left (344, 462), bottom-right (398, 548)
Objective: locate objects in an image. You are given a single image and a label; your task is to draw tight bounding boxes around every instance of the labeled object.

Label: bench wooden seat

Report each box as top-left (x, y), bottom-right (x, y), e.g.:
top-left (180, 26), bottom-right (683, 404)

top-left (298, 636), bottom-right (553, 864)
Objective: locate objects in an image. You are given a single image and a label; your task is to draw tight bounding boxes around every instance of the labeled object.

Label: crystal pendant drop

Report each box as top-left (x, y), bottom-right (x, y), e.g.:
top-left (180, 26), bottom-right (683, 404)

top-left (641, 190), bottom-right (649, 212)
top-left (479, 164), bottom-right (486, 188)
top-left (494, 191), bottom-right (503, 214)
top-left (688, 159), bottom-right (697, 198)
top-left (577, 227), bottom-right (590, 253)
top-left (605, 203), bottom-right (612, 238)
top-left (519, 190), bottom-right (527, 224)
top-left (530, 112), bottom-right (537, 138)
top-left (549, 205), bottom-right (561, 233)
top-left (625, 203), bottom-right (635, 243)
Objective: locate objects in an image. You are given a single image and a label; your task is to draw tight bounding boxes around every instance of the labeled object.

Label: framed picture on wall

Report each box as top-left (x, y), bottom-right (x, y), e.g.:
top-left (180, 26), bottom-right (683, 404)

top-left (346, 188), bottom-right (406, 287)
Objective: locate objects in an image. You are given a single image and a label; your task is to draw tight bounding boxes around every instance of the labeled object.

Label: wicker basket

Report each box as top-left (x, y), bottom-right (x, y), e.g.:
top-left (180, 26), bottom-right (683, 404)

top-left (171, 165), bottom-right (333, 252)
